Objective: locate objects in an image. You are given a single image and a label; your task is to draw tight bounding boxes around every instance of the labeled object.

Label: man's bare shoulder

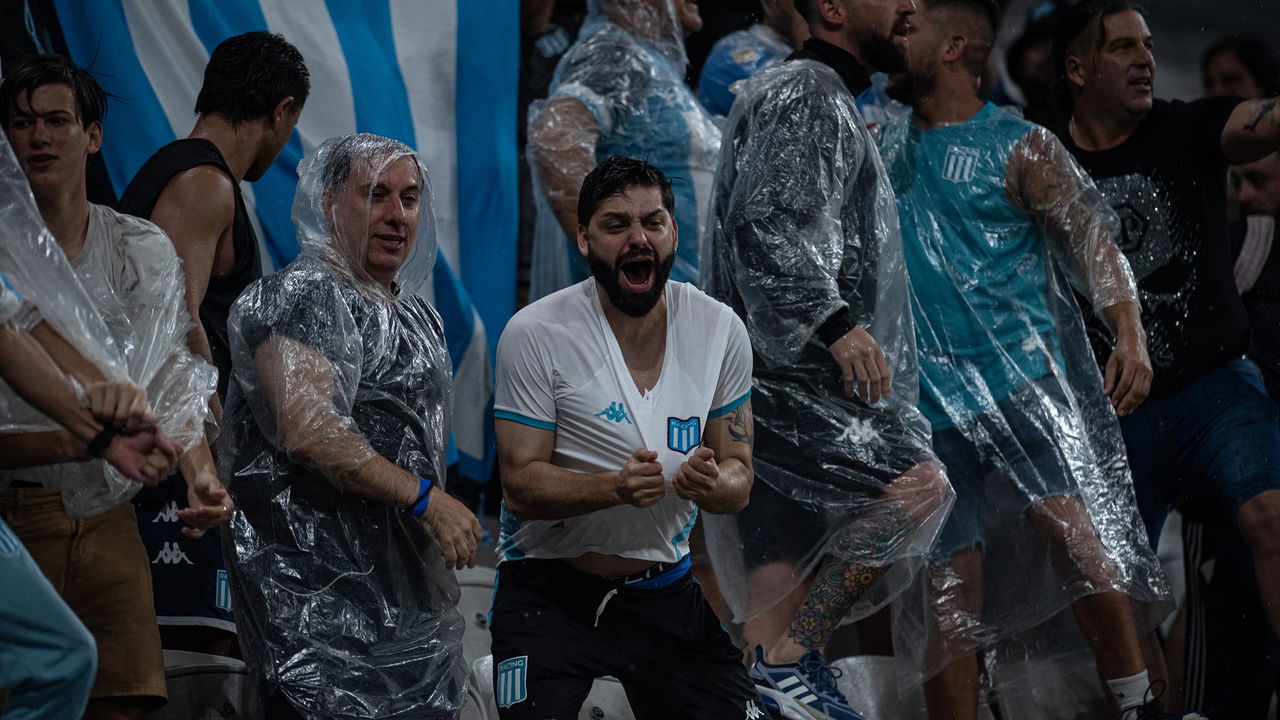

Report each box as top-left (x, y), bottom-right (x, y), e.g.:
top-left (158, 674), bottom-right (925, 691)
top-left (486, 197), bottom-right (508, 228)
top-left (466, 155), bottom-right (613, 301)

top-left (151, 165), bottom-right (236, 242)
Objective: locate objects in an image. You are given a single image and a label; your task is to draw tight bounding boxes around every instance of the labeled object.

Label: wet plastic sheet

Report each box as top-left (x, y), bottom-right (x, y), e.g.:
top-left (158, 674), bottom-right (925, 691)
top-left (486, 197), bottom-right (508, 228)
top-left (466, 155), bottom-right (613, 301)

top-left (221, 135), bottom-right (464, 718)
top-left (700, 59), bottom-right (954, 625)
top-left (527, 0), bottom-right (721, 300)
top-left (0, 133), bottom-right (215, 516)
top-left (877, 106), bottom-right (1172, 685)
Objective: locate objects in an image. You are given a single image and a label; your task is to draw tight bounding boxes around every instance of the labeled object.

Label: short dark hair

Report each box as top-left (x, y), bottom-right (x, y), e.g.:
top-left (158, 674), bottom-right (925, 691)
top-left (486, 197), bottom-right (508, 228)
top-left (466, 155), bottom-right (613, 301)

top-left (0, 54), bottom-right (107, 129)
top-left (1052, 0), bottom-right (1146, 105)
top-left (1202, 35), bottom-right (1280, 97)
top-left (925, 0), bottom-right (1002, 76)
top-left (195, 31), bottom-right (310, 125)
top-left (577, 156), bottom-right (676, 227)
top-left (794, 0), bottom-right (816, 22)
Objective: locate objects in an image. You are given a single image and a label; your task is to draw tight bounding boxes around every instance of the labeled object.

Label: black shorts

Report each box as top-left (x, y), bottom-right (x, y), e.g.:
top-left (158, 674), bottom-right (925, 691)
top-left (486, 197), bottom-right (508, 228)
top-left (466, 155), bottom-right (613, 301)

top-left (489, 558), bottom-right (759, 720)
top-left (134, 475), bottom-right (234, 632)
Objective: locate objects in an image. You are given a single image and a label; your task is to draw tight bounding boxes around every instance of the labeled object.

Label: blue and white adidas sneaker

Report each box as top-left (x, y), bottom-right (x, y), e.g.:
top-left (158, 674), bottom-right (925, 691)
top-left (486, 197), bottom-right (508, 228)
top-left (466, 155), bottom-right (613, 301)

top-left (749, 645), bottom-right (865, 720)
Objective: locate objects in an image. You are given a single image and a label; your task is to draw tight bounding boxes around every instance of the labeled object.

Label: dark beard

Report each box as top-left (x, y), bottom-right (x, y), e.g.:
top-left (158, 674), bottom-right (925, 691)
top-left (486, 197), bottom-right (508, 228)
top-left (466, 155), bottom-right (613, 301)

top-left (586, 248), bottom-right (675, 318)
top-left (887, 67), bottom-right (936, 105)
top-left (859, 30), bottom-right (908, 74)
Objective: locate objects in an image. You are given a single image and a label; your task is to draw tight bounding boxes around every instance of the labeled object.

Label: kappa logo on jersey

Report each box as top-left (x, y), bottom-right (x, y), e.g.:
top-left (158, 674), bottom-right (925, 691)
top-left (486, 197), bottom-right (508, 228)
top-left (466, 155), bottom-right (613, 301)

top-left (495, 655), bottom-right (529, 708)
top-left (667, 416), bottom-right (702, 454)
top-left (152, 541), bottom-right (194, 565)
top-left (215, 569), bottom-right (233, 612)
top-left (744, 699), bottom-right (765, 720)
top-left (942, 145), bottom-right (981, 183)
top-left (595, 401), bottom-right (632, 424)
top-left (152, 500), bottom-right (181, 523)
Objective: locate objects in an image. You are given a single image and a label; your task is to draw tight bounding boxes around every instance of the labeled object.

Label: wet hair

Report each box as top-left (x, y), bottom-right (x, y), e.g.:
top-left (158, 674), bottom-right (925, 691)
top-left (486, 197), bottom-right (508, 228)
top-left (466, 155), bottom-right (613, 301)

top-left (925, 0), bottom-right (1002, 75)
top-left (195, 31), bottom-right (310, 125)
top-left (1051, 0), bottom-right (1146, 106)
top-left (0, 54), bottom-right (107, 128)
top-left (318, 133), bottom-right (416, 194)
top-left (578, 156), bottom-right (676, 227)
top-left (1202, 36), bottom-right (1280, 97)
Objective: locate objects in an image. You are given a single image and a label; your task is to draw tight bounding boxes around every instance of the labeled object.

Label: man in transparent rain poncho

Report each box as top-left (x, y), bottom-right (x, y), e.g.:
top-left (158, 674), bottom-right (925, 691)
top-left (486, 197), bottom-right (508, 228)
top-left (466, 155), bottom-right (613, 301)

top-left (878, 1), bottom-right (1182, 718)
top-left (221, 134), bottom-right (483, 720)
top-left (701, 2), bottom-right (954, 719)
top-left (527, 0), bottom-right (720, 299)
top-left (1, 54), bottom-right (232, 720)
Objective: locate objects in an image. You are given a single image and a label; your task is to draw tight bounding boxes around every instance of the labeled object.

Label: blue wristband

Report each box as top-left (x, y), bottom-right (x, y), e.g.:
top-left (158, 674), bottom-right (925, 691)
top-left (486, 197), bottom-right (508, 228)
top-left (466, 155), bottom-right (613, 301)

top-left (409, 477), bottom-right (433, 518)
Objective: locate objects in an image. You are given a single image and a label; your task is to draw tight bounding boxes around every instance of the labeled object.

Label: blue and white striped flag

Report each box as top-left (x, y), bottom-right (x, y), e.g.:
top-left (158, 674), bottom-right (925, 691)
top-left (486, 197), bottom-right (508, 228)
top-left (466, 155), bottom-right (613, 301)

top-left (50, 0), bottom-right (518, 481)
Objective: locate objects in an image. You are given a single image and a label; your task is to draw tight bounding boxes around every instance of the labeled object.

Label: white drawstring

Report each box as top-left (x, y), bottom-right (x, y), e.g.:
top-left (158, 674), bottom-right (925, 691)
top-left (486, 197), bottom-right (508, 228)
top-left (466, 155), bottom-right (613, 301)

top-left (593, 588), bottom-right (619, 628)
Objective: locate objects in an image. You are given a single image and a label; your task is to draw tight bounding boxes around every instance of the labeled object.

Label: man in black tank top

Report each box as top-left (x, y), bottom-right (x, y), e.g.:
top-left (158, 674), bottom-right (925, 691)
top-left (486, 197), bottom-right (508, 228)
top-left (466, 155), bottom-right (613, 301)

top-left (119, 31), bottom-right (309, 657)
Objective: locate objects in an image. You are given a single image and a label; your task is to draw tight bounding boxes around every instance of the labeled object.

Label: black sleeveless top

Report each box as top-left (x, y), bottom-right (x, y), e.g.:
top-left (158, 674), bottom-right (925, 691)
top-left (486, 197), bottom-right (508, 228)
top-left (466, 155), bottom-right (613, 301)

top-left (119, 138), bottom-right (261, 399)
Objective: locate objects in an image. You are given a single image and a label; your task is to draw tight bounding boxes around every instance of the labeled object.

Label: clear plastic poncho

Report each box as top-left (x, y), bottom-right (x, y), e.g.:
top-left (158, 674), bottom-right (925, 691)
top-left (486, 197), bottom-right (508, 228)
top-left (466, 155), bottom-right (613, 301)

top-left (700, 59), bottom-right (954, 626)
top-left (876, 105), bottom-right (1173, 687)
top-left (0, 133), bottom-right (215, 516)
top-left (221, 134), bottom-right (464, 718)
top-left (527, 0), bottom-right (721, 299)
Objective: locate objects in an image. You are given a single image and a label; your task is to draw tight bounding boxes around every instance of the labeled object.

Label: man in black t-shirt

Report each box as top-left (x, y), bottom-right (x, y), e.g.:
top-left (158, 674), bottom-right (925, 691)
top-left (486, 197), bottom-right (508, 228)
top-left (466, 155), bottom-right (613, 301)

top-left (119, 31), bottom-right (309, 657)
top-left (1053, 0), bottom-right (1280, 709)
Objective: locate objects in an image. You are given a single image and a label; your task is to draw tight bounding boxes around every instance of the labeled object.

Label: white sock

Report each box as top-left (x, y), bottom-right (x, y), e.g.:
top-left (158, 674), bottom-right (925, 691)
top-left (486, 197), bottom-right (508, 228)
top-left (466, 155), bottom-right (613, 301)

top-left (1107, 669), bottom-right (1150, 711)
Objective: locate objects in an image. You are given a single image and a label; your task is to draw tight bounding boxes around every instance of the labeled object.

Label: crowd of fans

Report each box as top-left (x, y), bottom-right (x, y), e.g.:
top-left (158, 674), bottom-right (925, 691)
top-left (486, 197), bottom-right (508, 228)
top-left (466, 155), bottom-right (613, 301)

top-left (2, 0), bottom-right (1280, 719)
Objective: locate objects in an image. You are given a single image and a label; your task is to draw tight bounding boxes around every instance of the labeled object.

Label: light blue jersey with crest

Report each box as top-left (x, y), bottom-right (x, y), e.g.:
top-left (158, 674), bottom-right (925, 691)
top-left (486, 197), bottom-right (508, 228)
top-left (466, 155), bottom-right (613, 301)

top-left (880, 103), bottom-right (1058, 429)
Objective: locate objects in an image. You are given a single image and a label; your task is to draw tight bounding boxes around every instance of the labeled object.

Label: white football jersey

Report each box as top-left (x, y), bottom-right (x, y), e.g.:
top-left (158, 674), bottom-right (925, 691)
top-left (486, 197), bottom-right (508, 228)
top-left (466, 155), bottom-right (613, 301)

top-left (494, 279), bottom-right (752, 564)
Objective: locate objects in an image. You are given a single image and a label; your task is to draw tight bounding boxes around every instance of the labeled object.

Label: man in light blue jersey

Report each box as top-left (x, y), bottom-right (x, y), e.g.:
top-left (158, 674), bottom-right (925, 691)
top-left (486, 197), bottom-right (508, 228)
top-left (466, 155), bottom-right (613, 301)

top-left (526, 0), bottom-right (720, 299)
top-left (878, 1), bottom-right (1187, 718)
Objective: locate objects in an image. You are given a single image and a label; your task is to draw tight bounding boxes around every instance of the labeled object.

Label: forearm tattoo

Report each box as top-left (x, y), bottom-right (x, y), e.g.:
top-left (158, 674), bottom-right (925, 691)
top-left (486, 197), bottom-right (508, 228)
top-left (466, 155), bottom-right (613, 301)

top-left (1245, 99), bottom-right (1277, 133)
top-left (725, 402), bottom-right (753, 446)
top-left (786, 555), bottom-right (890, 651)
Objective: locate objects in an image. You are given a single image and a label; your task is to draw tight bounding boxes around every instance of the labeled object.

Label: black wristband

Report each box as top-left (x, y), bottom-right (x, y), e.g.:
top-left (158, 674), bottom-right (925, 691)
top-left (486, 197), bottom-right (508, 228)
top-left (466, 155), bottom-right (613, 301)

top-left (87, 426), bottom-right (118, 458)
top-left (816, 307), bottom-right (857, 347)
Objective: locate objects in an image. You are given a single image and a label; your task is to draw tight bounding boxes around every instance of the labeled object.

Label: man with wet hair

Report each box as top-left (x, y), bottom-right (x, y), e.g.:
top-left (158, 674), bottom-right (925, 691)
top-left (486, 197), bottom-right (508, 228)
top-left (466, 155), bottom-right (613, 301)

top-left (118, 29), bottom-right (308, 653)
top-left (1055, 0), bottom-right (1280, 714)
top-left (491, 155), bottom-right (761, 720)
top-left (223, 134), bottom-right (481, 720)
top-left (880, 1), bottom-right (1187, 717)
top-left (0, 53), bottom-right (230, 720)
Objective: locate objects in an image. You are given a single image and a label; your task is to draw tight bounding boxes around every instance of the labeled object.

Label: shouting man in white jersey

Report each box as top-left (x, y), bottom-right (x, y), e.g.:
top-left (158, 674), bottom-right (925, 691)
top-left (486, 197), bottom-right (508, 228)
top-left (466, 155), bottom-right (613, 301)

top-left (491, 156), bottom-right (763, 720)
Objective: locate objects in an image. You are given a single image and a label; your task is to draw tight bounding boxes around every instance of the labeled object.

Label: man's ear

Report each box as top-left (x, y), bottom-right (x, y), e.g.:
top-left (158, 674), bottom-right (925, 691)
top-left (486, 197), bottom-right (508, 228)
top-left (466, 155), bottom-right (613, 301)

top-left (1065, 54), bottom-right (1087, 91)
top-left (271, 96), bottom-right (296, 127)
top-left (86, 121), bottom-right (103, 155)
top-left (577, 224), bottom-right (590, 257)
top-left (944, 34), bottom-right (968, 67)
top-left (818, 0), bottom-right (846, 27)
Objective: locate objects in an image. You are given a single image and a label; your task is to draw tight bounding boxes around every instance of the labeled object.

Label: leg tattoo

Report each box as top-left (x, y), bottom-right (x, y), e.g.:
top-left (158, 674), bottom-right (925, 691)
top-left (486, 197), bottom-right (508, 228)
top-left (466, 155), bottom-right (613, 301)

top-left (786, 556), bottom-right (890, 650)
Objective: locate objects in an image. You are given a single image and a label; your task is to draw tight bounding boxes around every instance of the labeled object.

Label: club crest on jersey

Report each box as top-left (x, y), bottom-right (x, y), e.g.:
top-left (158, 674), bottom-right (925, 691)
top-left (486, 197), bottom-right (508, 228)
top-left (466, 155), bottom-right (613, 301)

top-left (667, 416), bottom-right (701, 454)
top-left (495, 655), bottom-right (529, 708)
top-left (942, 145), bottom-right (981, 183)
top-left (595, 401), bottom-right (632, 424)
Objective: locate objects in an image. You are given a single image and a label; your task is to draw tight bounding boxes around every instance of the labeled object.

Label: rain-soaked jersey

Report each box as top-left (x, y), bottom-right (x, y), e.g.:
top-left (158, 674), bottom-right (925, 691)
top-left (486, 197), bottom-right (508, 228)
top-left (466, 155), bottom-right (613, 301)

top-left (494, 279), bottom-right (751, 564)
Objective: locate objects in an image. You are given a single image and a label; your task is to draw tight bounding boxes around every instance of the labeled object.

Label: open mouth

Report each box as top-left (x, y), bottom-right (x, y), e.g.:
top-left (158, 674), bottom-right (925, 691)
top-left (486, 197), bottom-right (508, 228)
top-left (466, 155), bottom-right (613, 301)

top-left (26, 153), bottom-right (56, 169)
top-left (1128, 76), bottom-right (1153, 92)
top-left (373, 234), bottom-right (406, 253)
top-left (619, 256), bottom-right (655, 293)
top-left (893, 19), bottom-right (913, 38)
